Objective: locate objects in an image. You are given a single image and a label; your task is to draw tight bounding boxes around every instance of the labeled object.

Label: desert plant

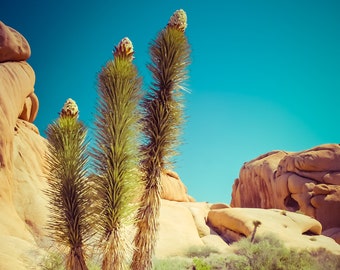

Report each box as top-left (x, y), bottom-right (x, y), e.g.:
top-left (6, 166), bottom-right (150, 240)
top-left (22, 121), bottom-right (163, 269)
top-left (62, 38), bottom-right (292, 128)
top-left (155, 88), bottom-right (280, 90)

top-left (131, 9), bottom-right (191, 270)
top-left (45, 98), bottom-right (91, 270)
top-left (92, 37), bottom-right (142, 270)
top-left (41, 251), bottom-right (102, 270)
top-left (250, 220), bottom-right (261, 243)
top-left (41, 252), bottom-right (64, 270)
top-left (192, 258), bottom-right (211, 270)
top-left (185, 245), bottom-right (220, 258)
top-left (153, 257), bottom-right (192, 270)
top-left (224, 234), bottom-right (339, 270)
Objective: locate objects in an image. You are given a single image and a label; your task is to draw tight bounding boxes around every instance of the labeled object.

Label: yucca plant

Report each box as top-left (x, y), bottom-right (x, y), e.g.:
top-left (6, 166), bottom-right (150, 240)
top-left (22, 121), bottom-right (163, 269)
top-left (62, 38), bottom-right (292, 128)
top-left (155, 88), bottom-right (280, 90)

top-left (251, 220), bottom-right (262, 243)
top-left (45, 98), bottom-right (91, 270)
top-left (131, 9), bottom-right (191, 270)
top-left (92, 37), bottom-right (142, 270)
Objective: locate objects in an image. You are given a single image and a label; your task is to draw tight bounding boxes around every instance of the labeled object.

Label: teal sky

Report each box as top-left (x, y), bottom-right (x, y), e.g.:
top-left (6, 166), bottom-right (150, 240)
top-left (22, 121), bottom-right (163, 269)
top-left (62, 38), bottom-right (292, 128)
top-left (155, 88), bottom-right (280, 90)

top-left (2, 1), bottom-right (340, 203)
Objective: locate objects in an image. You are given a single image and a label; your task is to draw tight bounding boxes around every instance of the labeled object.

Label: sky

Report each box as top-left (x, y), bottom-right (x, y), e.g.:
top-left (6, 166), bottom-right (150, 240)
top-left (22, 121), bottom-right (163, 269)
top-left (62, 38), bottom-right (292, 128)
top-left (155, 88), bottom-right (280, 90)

top-left (2, 0), bottom-right (340, 203)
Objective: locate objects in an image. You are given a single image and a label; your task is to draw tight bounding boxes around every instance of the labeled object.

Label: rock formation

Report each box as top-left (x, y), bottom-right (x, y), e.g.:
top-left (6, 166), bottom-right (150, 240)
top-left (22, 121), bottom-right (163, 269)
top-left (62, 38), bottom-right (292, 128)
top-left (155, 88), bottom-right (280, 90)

top-left (231, 144), bottom-right (340, 243)
top-left (208, 207), bottom-right (340, 253)
top-left (0, 21), bottom-right (48, 269)
top-left (160, 170), bottom-right (195, 202)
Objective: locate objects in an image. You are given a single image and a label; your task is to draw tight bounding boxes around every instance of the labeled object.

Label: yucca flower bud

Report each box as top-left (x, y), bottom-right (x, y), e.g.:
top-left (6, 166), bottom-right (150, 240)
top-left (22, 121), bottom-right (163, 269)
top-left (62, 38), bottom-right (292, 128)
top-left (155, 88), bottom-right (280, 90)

top-left (113, 37), bottom-right (135, 61)
top-left (60, 98), bottom-right (79, 118)
top-left (167, 9), bottom-right (187, 31)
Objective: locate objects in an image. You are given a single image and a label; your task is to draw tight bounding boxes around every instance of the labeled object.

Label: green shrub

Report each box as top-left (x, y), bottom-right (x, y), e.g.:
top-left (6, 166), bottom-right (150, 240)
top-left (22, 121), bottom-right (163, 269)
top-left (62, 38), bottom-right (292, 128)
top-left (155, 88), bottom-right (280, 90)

top-left (153, 257), bottom-right (191, 270)
top-left (152, 236), bottom-right (340, 270)
top-left (41, 251), bottom-right (101, 270)
top-left (193, 257), bottom-right (211, 270)
top-left (224, 234), bottom-right (339, 270)
top-left (41, 252), bottom-right (64, 270)
top-left (186, 245), bottom-right (220, 258)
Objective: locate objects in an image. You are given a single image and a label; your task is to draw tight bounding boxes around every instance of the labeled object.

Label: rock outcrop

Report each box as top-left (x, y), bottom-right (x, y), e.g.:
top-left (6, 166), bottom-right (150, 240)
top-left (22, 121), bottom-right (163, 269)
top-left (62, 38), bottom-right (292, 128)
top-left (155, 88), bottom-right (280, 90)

top-left (160, 170), bottom-right (194, 202)
top-left (0, 21), bottom-right (48, 269)
top-left (208, 207), bottom-right (340, 253)
top-left (155, 199), bottom-right (231, 258)
top-left (231, 144), bottom-right (340, 243)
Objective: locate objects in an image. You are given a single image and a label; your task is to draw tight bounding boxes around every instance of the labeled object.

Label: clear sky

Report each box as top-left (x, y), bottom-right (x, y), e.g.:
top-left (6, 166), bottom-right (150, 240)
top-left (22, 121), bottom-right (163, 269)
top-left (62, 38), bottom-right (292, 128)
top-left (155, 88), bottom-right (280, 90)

top-left (2, 1), bottom-right (340, 203)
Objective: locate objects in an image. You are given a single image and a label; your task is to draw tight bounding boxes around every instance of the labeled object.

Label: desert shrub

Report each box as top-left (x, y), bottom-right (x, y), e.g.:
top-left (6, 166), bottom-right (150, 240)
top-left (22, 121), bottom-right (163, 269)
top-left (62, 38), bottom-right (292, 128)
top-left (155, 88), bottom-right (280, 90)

top-left (310, 247), bottom-right (340, 270)
top-left (41, 251), bottom-right (101, 270)
top-left (224, 234), bottom-right (339, 270)
top-left (153, 256), bottom-right (192, 270)
top-left (186, 245), bottom-right (221, 258)
top-left (193, 257), bottom-right (211, 270)
top-left (41, 252), bottom-right (64, 270)
top-left (153, 235), bottom-right (340, 270)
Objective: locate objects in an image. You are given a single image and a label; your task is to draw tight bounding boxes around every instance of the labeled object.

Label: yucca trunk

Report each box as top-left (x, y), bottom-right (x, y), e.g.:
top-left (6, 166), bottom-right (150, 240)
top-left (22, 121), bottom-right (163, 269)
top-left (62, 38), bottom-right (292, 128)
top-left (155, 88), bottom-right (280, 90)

top-left (132, 9), bottom-right (190, 270)
top-left (46, 99), bottom-right (91, 270)
top-left (101, 228), bottom-right (129, 270)
top-left (93, 38), bottom-right (142, 270)
top-left (67, 247), bottom-right (88, 270)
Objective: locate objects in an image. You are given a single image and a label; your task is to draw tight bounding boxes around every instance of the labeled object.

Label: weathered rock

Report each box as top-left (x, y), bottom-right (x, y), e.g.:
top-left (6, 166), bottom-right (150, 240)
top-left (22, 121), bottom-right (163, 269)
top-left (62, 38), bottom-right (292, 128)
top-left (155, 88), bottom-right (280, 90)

top-left (231, 150), bottom-right (288, 209)
top-left (0, 21), bottom-right (31, 63)
top-left (155, 200), bottom-right (231, 258)
top-left (155, 199), bottom-right (204, 258)
top-left (160, 170), bottom-right (194, 202)
top-left (180, 202), bottom-right (211, 237)
top-left (208, 208), bottom-right (340, 253)
top-left (0, 22), bottom-right (46, 269)
top-left (231, 144), bottom-right (340, 243)
top-left (209, 203), bottom-right (230, 210)
top-left (323, 227), bottom-right (340, 245)
top-left (0, 119), bottom-right (48, 269)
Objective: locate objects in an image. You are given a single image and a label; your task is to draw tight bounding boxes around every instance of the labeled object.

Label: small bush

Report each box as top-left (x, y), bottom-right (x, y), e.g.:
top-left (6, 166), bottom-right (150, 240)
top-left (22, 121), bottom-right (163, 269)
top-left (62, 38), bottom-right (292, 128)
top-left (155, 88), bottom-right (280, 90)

top-left (153, 256), bottom-right (192, 270)
top-left (41, 251), bottom-right (101, 270)
top-left (186, 245), bottom-right (220, 258)
top-left (153, 236), bottom-right (340, 270)
top-left (193, 257), bottom-right (211, 270)
top-left (225, 234), bottom-right (339, 270)
top-left (41, 252), bottom-right (64, 270)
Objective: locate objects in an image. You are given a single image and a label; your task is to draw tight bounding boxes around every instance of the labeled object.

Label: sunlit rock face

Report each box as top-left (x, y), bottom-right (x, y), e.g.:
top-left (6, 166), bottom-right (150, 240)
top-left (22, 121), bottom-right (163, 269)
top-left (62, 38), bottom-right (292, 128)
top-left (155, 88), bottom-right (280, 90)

top-left (207, 207), bottom-right (340, 253)
top-left (0, 21), bottom-right (49, 269)
top-left (231, 144), bottom-right (340, 243)
top-left (160, 170), bottom-right (195, 202)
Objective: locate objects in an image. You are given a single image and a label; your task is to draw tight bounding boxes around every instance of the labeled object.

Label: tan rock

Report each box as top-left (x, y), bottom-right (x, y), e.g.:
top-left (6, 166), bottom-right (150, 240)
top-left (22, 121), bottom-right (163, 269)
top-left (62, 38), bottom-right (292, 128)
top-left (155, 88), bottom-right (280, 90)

top-left (279, 144), bottom-right (340, 174)
top-left (200, 234), bottom-right (231, 253)
top-left (323, 227), bottom-right (340, 244)
top-left (160, 170), bottom-right (194, 202)
top-left (311, 186), bottom-right (340, 230)
top-left (0, 21), bottom-right (31, 63)
top-left (0, 23), bottom-right (46, 269)
top-left (0, 61), bottom-right (37, 129)
top-left (231, 144), bottom-right (340, 242)
top-left (155, 199), bottom-right (204, 258)
top-left (231, 150), bottom-right (288, 208)
top-left (19, 92), bottom-right (39, 123)
top-left (207, 208), bottom-right (340, 253)
top-left (180, 202), bottom-right (211, 237)
top-left (323, 172), bottom-right (340, 185)
top-left (210, 203), bottom-right (230, 210)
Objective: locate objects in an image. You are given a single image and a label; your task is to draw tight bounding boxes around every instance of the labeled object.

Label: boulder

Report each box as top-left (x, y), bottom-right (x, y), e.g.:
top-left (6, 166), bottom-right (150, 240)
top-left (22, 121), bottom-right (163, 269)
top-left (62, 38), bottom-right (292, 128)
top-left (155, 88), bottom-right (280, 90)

top-left (0, 22), bottom-right (47, 269)
top-left (160, 170), bottom-right (194, 202)
top-left (155, 199), bottom-right (204, 258)
top-left (179, 202), bottom-right (211, 237)
top-left (207, 208), bottom-right (340, 254)
top-left (0, 21), bottom-right (31, 63)
top-left (231, 144), bottom-right (340, 242)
